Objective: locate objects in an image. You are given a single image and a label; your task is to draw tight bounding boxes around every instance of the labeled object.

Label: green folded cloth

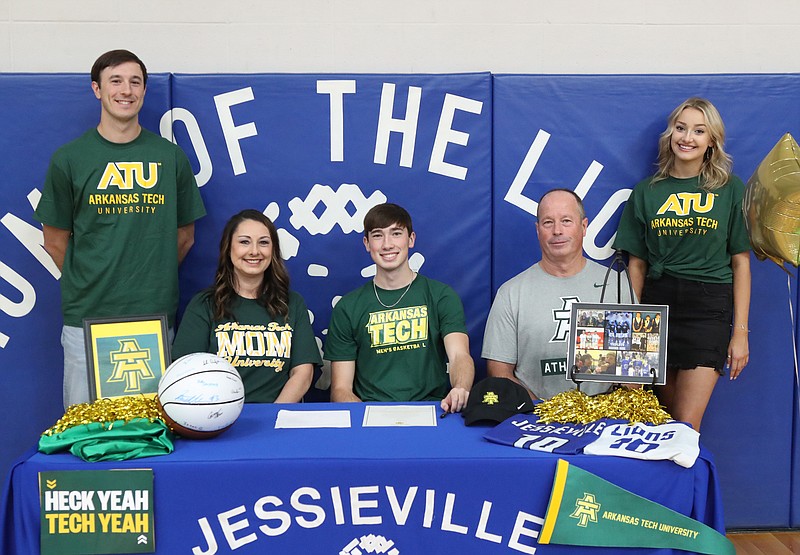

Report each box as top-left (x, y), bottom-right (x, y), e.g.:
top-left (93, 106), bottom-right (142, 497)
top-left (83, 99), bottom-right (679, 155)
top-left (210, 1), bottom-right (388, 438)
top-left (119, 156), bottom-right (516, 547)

top-left (39, 418), bottom-right (174, 462)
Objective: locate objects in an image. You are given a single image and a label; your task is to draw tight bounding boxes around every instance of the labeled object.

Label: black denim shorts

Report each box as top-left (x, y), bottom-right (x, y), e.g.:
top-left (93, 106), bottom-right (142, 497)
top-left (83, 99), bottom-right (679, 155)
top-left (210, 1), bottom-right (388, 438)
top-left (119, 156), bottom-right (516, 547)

top-left (642, 274), bottom-right (733, 374)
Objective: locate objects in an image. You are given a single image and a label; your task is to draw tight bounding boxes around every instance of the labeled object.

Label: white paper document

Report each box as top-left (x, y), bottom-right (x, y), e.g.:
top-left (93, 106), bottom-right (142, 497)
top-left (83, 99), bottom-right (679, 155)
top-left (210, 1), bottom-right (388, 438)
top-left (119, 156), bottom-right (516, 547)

top-left (275, 409), bottom-right (352, 429)
top-left (362, 404), bottom-right (438, 427)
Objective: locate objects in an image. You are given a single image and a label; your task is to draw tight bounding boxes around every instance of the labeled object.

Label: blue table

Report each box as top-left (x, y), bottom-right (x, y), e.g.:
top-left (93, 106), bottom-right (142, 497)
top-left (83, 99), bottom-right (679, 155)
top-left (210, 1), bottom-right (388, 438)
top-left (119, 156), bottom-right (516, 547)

top-left (2, 402), bottom-right (724, 554)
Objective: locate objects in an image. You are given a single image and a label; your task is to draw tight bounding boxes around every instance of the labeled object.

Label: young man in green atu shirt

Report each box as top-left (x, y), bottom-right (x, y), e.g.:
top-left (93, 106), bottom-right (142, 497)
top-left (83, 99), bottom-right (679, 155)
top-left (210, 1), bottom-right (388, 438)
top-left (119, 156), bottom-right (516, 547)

top-left (35, 50), bottom-right (206, 408)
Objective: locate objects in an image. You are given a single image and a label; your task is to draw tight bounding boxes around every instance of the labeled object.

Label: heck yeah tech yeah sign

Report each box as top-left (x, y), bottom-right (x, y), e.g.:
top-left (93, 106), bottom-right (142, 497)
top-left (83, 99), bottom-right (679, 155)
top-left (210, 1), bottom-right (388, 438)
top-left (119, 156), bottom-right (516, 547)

top-left (39, 469), bottom-right (154, 554)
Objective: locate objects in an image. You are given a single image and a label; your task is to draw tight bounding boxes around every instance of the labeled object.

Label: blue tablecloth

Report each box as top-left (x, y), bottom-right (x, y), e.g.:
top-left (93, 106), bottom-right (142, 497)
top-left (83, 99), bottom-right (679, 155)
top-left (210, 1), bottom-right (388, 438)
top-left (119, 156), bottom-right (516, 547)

top-left (2, 402), bottom-right (724, 554)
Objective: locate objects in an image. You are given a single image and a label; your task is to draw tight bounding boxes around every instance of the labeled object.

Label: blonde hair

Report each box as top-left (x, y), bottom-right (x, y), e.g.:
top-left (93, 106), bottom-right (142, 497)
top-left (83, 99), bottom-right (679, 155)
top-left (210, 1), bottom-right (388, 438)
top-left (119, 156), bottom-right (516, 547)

top-left (653, 97), bottom-right (733, 191)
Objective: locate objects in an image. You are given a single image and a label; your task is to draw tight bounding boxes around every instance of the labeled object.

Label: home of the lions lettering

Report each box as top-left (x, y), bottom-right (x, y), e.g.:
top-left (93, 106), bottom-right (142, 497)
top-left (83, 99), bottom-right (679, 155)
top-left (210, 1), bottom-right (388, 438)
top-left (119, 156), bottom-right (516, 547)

top-left (367, 305), bottom-right (428, 349)
top-left (215, 322), bottom-right (293, 370)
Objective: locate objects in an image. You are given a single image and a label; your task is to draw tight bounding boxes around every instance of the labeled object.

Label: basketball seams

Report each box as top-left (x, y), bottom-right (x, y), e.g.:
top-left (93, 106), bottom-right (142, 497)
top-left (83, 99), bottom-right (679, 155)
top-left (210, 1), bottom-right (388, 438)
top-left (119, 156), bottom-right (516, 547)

top-left (159, 368), bottom-right (240, 398)
top-left (160, 396), bottom-right (244, 408)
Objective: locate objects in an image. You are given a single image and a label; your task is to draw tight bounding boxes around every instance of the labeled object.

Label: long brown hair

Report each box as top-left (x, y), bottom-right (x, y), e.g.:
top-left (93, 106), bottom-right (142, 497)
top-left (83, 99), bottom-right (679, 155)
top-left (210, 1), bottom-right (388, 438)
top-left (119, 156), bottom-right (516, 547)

top-left (213, 209), bottom-right (290, 321)
top-left (653, 97), bottom-right (733, 191)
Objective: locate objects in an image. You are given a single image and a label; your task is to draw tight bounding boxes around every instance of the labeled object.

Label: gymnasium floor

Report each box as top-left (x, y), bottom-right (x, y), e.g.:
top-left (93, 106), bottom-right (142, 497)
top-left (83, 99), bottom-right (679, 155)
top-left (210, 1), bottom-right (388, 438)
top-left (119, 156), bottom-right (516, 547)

top-left (728, 531), bottom-right (800, 554)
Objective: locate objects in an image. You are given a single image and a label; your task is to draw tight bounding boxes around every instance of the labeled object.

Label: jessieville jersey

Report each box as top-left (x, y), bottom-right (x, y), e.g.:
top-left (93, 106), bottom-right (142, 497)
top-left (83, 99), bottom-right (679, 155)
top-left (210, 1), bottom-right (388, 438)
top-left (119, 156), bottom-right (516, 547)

top-left (35, 128), bottom-right (206, 327)
top-left (324, 275), bottom-right (467, 402)
top-left (484, 414), bottom-right (625, 455)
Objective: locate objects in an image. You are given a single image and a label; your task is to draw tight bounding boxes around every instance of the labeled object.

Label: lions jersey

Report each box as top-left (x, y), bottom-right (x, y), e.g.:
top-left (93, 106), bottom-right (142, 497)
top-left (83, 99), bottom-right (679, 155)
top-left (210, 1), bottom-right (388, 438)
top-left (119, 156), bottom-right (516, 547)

top-left (583, 421), bottom-right (700, 468)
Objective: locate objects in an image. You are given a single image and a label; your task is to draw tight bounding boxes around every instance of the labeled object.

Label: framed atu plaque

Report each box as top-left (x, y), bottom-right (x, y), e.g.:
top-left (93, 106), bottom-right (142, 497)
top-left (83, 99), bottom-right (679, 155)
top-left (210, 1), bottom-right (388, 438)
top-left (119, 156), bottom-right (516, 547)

top-left (83, 314), bottom-right (171, 401)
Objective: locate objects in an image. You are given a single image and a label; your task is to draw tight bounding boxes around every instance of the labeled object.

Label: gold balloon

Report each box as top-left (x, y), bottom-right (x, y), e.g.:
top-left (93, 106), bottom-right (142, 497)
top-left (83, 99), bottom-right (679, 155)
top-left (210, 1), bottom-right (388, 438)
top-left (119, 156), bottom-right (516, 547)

top-left (744, 132), bottom-right (800, 269)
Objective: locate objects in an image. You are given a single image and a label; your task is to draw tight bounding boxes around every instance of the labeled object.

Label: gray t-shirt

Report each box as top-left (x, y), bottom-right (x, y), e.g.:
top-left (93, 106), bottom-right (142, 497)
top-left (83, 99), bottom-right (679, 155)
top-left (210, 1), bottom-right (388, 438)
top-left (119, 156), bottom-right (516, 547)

top-left (482, 260), bottom-right (632, 399)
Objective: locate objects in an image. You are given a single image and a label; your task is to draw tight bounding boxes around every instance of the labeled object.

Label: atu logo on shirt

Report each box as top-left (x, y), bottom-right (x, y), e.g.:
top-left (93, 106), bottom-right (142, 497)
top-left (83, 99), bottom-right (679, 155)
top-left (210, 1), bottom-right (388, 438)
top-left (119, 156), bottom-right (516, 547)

top-left (97, 162), bottom-right (160, 190)
top-left (655, 192), bottom-right (714, 216)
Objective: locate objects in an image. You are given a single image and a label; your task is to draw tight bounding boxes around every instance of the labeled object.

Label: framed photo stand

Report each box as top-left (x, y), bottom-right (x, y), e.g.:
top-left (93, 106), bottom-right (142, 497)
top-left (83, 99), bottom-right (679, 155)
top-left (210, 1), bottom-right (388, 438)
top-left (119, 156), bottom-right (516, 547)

top-left (567, 302), bottom-right (669, 388)
top-left (83, 314), bottom-right (171, 402)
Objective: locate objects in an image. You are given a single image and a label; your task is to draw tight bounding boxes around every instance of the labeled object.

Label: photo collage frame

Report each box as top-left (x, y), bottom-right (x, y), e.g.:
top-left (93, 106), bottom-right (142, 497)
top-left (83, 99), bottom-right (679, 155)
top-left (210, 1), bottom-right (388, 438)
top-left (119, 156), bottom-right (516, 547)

top-left (568, 303), bottom-right (669, 386)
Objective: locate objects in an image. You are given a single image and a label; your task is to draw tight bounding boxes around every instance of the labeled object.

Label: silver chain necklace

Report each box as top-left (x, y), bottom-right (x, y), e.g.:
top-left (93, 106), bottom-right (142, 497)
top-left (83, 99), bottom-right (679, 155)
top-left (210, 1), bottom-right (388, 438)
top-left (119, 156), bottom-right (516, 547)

top-left (373, 273), bottom-right (416, 309)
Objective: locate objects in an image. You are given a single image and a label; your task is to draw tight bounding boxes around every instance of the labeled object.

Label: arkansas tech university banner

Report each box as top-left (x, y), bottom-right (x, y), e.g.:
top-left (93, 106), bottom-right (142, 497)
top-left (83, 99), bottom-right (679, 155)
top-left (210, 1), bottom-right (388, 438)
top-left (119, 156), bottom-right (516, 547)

top-left (539, 459), bottom-right (734, 554)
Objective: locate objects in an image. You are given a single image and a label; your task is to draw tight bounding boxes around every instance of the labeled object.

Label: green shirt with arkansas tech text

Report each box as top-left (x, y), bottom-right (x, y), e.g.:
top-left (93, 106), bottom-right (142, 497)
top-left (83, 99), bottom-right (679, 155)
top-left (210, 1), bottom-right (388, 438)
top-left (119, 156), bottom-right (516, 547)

top-left (614, 175), bottom-right (750, 283)
top-left (34, 128), bottom-right (206, 327)
top-left (324, 275), bottom-right (467, 402)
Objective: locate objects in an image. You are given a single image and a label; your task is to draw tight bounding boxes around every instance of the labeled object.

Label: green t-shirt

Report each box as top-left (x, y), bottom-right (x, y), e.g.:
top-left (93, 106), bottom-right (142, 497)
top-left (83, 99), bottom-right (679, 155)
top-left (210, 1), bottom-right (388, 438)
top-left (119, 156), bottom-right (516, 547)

top-left (324, 275), bottom-right (468, 402)
top-left (172, 290), bottom-right (322, 403)
top-left (34, 128), bottom-right (206, 326)
top-left (614, 175), bottom-right (751, 283)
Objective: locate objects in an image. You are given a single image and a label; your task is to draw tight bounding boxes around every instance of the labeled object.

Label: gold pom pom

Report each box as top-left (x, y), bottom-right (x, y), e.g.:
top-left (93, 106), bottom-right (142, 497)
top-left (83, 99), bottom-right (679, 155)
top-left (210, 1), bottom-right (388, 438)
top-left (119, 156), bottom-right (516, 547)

top-left (534, 388), bottom-right (671, 425)
top-left (42, 396), bottom-right (164, 436)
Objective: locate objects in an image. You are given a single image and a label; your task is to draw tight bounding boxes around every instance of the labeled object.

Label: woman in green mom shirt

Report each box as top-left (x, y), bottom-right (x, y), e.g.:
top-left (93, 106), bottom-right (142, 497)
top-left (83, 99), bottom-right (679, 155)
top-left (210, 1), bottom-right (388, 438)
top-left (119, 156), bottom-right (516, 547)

top-left (172, 210), bottom-right (321, 402)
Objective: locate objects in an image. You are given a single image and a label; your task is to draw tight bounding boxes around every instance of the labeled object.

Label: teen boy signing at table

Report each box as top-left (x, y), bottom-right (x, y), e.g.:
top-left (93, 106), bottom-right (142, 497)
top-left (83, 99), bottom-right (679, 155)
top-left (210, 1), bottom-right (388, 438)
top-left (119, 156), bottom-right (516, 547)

top-left (324, 203), bottom-right (474, 414)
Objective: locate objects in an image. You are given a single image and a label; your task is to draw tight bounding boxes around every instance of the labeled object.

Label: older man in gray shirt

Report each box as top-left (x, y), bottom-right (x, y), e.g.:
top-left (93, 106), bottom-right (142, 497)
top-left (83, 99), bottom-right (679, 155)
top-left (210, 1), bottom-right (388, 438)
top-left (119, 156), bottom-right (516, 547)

top-left (482, 188), bottom-right (632, 399)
